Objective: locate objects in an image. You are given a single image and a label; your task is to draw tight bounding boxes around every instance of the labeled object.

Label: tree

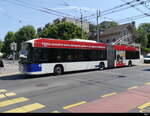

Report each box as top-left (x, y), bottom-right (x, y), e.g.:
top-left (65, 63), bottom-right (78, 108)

top-left (89, 23), bottom-right (97, 32)
top-left (15, 25), bottom-right (37, 52)
top-left (136, 23), bottom-right (150, 48)
top-left (40, 22), bottom-right (88, 40)
top-left (1, 32), bottom-right (16, 56)
top-left (0, 40), bottom-right (3, 52)
top-left (137, 27), bottom-right (148, 48)
top-left (99, 21), bottom-right (118, 29)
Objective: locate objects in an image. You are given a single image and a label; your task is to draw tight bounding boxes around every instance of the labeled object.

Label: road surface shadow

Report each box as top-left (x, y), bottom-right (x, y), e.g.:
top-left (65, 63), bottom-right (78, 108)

top-left (0, 69), bottom-right (102, 80)
top-left (0, 66), bottom-right (134, 80)
top-left (142, 69), bottom-right (150, 71)
top-left (0, 74), bottom-right (52, 80)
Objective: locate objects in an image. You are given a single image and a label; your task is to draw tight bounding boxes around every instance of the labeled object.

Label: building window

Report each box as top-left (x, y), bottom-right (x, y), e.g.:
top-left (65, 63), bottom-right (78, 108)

top-left (121, 30), bottom-right (128, 37)
top-left (113, 38), bottom-right (116, 42)
top-left (106, 39), bottom-right (110, 43)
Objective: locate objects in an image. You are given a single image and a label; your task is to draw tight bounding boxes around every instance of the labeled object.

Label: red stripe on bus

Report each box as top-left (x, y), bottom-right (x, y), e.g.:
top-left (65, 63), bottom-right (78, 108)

top-left (114, 45), bottom-right (139, 51)
top-left (34, 38), bottom-right (107, 50)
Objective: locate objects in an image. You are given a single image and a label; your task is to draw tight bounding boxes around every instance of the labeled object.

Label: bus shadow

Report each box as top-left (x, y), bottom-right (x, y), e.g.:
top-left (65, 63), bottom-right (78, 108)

top-left (0, 74), bottom-right (52, 80)
top-left (0, 69), bottom-right (102, 80)
top-left (0, 66), bottom-right (136, 80)
top-left (142, 69), bottom-right (150, 71)
top-left (63, 69), bottom-right (100, 75)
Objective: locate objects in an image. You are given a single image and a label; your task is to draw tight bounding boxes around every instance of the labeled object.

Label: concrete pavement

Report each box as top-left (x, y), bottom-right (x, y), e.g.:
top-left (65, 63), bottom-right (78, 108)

top-left (0, 60), bottom-right (20, 77)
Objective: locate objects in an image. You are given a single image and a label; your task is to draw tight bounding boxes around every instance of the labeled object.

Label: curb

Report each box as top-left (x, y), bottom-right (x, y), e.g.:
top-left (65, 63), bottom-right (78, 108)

top-left (0, 72), bottom-right (21, 77)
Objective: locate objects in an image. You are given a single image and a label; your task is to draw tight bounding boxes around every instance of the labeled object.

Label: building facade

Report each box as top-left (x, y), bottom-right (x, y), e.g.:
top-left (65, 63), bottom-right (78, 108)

top-left (60, 17), bottom-right (90, 33)
top-left (99, 23), bottom-right (136, 44)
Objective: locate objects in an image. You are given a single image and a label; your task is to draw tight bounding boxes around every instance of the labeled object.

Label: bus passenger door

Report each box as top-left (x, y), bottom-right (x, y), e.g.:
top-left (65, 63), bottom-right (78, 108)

top-left (116, 51), bottom-right (126, 67)
top-left (107, 45), bottom-right (115, 68)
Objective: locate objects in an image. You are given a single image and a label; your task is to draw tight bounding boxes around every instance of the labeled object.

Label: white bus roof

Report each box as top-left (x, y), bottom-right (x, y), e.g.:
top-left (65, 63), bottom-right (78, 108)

top-left (69, 39), bottom-right (97, 43)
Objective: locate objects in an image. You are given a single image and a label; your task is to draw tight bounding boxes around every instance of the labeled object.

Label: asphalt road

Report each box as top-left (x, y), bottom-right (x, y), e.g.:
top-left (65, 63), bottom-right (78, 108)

top-left (0, 64), bottom-right (150, 113)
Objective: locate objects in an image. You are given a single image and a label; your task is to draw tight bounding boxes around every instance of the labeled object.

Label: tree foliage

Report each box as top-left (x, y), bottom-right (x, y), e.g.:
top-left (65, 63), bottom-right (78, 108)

top-left (15, 25), bottom-right (37, 52)
top-left (1, 32), bottom-right (16, 55)
top-left (89, 23), bottom-right (97, 32)
top-left (99, 21), bottom-right (118, 29)
top-left (0, 40), bottom-right (3, 52)
top-left (40, 22), bottom-right (88, 40)
top-left (136, 23), bottom-right (150, 48)
top-left (89, 21), bottom-right (118, 32)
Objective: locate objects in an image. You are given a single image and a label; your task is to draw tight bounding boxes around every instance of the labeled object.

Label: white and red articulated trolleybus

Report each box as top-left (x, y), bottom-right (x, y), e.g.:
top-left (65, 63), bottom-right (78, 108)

top-left (19, 38), bottom-right (140, 75)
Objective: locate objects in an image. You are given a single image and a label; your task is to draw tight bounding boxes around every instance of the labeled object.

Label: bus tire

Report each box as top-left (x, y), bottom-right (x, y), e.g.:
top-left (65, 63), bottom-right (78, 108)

top-left (54, 65), bottom-right (64, 75)
top-left (99, 62), bottom-right (105, 70)
top-left (128, 61), bottom-right (132, 67)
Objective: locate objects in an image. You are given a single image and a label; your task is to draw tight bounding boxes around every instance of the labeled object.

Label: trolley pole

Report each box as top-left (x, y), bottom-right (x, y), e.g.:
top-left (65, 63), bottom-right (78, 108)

top-left (97, 10), bottom-right (100, 42)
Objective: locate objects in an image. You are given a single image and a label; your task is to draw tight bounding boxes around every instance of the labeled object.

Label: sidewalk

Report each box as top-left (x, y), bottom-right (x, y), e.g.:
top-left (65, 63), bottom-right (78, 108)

top-left (0, 60), bottom-right (21, 77)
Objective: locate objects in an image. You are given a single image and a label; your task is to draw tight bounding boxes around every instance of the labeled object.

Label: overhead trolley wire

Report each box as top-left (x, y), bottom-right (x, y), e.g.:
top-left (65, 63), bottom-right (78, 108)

top-left (2, 0), bottom-right (73, 18)
top-left (84, 0), bottom-right (150, 24)
top-left (13, 0), bottom-right (73, 17)
top-left (120, 0), bottom-right (150, 16)
top-left (81, 0), bottom-right (145, 20)
top-left (117, 14), bottom-right (146, 23)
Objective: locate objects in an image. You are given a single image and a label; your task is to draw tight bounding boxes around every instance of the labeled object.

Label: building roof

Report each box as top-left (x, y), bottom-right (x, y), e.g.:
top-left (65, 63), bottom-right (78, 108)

top-left (100, 23), bottom-right (133, 37)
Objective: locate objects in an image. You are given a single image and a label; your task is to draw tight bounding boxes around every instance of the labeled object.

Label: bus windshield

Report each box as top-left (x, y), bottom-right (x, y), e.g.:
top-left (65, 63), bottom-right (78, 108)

top-left (19, 43), bottom-right (33, 64)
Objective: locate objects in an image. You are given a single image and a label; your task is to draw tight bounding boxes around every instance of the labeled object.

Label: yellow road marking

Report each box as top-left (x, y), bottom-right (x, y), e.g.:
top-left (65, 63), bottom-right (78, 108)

top-left (127, 86), bottom-right (138, 90)
top-left (5, 92), bottom-right (16, 97)
top-left (0, 89), bottom-right (7, 93)
top-left (139, 110), bottom-right (144, 113)
top-left (101, 92), bottom-right (117, 98)
top-left (51, 110), bottom-right (60, 113)
top-left (0, 92), bottom-right (16, 99)
top-left (0, 94), bottom-right (5, 99)
top-left (138, 101), bottom-right (150, 109)
top-left (4, 103), bottom-right (45, 113)
top-left (139, 109), bottom-right (150, 113)
top-left (144, 82), bottom-right (150, 85)
top-left (63, 101), bottom-right (87, 109)
top-left (0, 97), bottom-right (29, 108)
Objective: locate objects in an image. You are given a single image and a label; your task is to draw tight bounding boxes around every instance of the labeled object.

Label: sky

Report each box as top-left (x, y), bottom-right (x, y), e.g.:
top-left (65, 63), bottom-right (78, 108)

top-left (0, 0), bottom-right (150, 41)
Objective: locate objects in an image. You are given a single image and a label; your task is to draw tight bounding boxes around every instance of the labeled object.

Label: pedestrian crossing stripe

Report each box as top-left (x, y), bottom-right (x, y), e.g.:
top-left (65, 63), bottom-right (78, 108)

top-left (4, 103), bottom-right (45, 113)
top-left (5, 92), bottom-right (16, 97)
top-left (0, 97), bottom-right (29, 108)
top-left (0, 92), bottom-right (16, 99)
top-left (0, 89), bottom-right (7, 93)
top-left (0, 94), bottom-right (5, 99)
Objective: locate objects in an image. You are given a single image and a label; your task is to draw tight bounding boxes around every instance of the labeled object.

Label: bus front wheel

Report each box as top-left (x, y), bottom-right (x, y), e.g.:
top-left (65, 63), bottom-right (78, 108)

top-left (54, 65), bottom-right (63, 75)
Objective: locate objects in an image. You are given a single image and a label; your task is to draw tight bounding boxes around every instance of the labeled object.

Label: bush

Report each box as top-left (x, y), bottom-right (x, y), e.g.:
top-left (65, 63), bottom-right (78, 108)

top-left (141, 47), bottom-right (150, 53)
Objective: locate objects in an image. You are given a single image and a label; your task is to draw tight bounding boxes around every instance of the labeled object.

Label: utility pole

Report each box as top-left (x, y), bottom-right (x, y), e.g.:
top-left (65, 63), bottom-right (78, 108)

top-left (80, 13), bottom-right (83, 39)
top-left (97, 10), bottom-right (101, 42)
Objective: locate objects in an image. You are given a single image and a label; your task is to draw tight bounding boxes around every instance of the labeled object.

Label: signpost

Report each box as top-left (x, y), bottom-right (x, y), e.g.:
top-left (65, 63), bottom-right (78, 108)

top-left (10, 42), bottom-right (17, 63)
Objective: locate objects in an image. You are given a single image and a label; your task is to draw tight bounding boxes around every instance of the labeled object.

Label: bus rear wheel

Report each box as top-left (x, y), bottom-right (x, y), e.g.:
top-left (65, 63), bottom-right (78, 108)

top-left (99, 62), bottom-right (105, 70)
top-left (128, 61), bottom-right (132, 67)
top-left (54, 65), bottom-right (63, 75)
